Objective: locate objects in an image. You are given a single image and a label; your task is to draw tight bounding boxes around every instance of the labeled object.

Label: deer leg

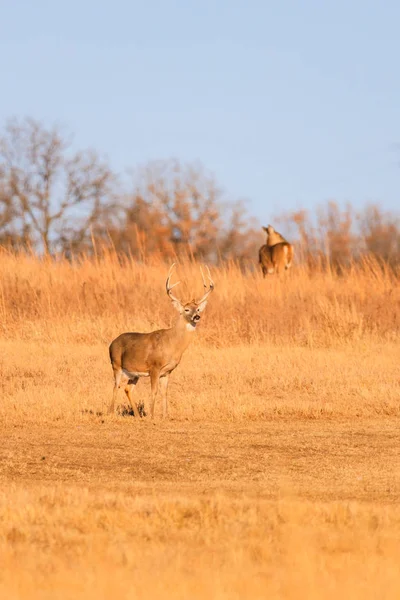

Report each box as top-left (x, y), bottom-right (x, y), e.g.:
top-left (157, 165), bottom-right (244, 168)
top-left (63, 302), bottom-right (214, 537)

top-left (109, 368), bottom-right (122, 414)
top-left (124, 377), bottom-right (141, 418)
top-left (149, 370), bottom-right (160, 419)
top-left (159, 375), bottom-right (169, 419)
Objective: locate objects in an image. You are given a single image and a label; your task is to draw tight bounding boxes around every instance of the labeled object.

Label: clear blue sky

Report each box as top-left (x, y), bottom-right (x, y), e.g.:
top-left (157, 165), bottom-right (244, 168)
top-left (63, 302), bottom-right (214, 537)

top-left (1, 0), bottom-right (399, 222)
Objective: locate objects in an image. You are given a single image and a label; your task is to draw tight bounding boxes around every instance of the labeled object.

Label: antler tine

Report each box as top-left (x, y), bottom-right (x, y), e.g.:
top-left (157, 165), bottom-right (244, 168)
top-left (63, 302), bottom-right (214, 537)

top-left (206, 265), bottom-right (214, 288)
top-left (166, 262), bottom-right (175, 281)
top-left (200, 265), bottom-right (214, 289)
top-left (166, 263), bottom-right (182, 304)
top-left (200, 266), bottom-right (207, 289)
top-left (197, 265), bottom-right (214, 304)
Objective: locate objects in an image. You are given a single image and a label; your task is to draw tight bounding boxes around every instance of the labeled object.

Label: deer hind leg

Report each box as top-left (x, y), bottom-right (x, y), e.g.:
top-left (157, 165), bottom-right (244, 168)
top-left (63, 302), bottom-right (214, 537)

top-left (159, 375), bottom-right (169, 419)
top-left (149, 370), bottom-right (160, 419)
top-left (109, 368), bottom-right (123, 414)
top-left (265, 258), bottom-right (275, 275)
top-left (124, 377), bottom-right (141, 418)
top-left (285, 246), bottom-right (293, 270)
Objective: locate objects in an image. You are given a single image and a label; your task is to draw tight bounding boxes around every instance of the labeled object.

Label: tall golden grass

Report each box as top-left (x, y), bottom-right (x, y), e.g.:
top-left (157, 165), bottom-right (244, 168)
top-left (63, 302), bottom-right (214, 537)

top-left (0, 248), bottom-right (399, 347)
top-left (1, 247), bottom-right (400, 599)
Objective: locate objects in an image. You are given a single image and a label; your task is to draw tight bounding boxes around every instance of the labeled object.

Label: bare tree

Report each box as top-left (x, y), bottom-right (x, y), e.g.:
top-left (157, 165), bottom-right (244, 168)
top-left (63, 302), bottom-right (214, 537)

top-left (359, 204), bottom-right (400, 265)
top-left (218, 200), bottom-right (262, 266)
top-left (111, 160), bottom-right (223, 261)
top-left (0, 182), bottom-right (18, 245)
top-left (106, 159), bottom-right (261, 264)
top-left (0, 117), bottom-right (117, 254)
top-left (276, 201), bottom-right (400, 269)
top-left (316, 201), bottom-right (355, 267)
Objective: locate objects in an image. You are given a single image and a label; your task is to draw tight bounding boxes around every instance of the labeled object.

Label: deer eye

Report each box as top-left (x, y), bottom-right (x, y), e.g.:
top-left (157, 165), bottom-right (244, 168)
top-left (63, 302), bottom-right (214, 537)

top-left (184, 308), bottom-right (190, 313)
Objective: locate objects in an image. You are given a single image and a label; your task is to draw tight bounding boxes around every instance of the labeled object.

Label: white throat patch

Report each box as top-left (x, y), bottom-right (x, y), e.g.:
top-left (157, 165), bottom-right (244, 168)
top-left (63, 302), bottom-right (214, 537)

top-left (186, 322), bottom-right (196, 331)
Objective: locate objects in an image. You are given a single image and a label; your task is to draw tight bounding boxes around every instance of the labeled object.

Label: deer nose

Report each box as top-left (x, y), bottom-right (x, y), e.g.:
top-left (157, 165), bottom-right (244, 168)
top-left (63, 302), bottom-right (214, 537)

top-left (193, 315), bottom-right (201, 322)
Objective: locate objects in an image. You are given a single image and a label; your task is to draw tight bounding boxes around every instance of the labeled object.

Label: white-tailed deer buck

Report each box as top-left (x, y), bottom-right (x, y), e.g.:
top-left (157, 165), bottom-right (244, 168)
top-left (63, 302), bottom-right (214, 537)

top-left (259, 225), bottom-right (294, 277)
top-left (108, 264), bottom-right (214, 419)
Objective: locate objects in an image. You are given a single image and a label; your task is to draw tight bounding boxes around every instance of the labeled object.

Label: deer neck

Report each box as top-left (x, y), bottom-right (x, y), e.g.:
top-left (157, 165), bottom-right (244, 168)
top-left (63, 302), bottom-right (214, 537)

top-left (171, 315), bottom-right (197, 349)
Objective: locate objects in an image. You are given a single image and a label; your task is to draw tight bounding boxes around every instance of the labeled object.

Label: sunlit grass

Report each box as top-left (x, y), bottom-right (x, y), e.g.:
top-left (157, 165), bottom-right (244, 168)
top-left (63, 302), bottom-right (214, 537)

top-left (1, 248), bottom-right (400, 599)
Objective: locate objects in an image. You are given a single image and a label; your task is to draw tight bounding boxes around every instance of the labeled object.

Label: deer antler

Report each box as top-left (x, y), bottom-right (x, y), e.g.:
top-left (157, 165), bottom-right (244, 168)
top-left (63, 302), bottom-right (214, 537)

top-left (166, 263), bottom-right (183, 306)
top-left (197, 265), bottom-right (214, 304)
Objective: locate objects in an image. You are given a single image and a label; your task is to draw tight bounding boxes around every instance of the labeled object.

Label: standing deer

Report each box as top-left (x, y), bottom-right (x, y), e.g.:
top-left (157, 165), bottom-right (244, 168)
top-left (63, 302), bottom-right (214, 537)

top-left (108, 264), bottom-right (214, 419)
top-left (259, 225), bottom-right (294, 277)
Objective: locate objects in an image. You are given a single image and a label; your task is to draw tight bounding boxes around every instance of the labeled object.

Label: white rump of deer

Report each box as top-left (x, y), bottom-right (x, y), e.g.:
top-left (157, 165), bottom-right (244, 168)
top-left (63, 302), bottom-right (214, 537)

top-left (108, 264), bottom-right (214, 419)
top-left (259, 225), bottom-right (294, 276)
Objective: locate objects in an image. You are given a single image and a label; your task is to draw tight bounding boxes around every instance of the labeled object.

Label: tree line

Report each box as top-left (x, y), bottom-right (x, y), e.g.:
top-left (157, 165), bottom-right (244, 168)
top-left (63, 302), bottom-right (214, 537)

top-left (0, 117), bottom-right (399, 267)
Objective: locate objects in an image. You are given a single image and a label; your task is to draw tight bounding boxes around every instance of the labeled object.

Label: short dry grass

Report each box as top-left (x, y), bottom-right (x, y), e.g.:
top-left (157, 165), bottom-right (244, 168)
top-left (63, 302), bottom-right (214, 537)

top-left (0, 249), bottom-right (400, 599)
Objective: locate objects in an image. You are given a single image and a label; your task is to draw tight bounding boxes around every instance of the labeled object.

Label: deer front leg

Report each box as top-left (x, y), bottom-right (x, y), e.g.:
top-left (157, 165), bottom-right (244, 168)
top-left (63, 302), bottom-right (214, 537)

top-left (149, 370), bottom-right (160, 419)
top-left (159, 375), bottom-right (169, 419)
top-left (124, 377), bottom-right (141, 417)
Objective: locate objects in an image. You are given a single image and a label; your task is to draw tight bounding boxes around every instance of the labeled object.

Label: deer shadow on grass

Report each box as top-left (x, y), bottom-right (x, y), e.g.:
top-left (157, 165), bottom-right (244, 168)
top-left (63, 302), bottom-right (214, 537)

top-left (81, 404), bottom-right (147, 418)
top-left (116, 403), bottom-right (147, 417)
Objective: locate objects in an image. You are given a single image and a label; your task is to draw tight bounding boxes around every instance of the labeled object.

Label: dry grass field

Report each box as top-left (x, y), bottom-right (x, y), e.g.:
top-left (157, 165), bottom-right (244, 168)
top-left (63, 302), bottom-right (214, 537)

top-left (0, 249), bottom-right (400, 599)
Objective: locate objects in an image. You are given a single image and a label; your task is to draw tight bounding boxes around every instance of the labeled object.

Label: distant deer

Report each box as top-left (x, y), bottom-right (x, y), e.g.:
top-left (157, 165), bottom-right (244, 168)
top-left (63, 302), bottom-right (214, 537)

top-left (259, 225), bottom-right (294, 277)
top-left (108, 264), bottom-right (214, 419)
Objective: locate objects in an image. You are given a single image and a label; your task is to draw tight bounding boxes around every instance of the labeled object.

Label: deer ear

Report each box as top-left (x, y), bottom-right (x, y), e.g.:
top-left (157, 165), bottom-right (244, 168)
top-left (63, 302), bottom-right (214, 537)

top-left (171, 299), bottom-right (184, 314)
top-left (197, 299), bottom-right (208, 313)
top-left (262, 226), bottom-right (268, 232)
